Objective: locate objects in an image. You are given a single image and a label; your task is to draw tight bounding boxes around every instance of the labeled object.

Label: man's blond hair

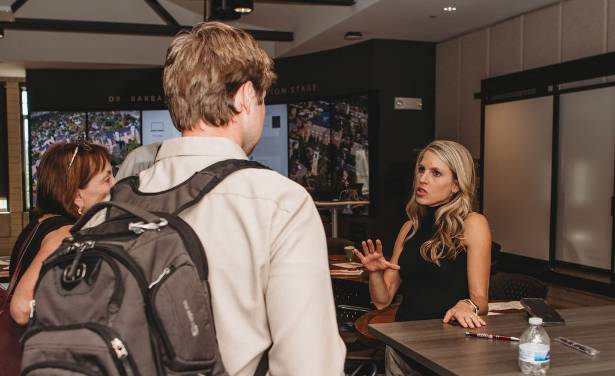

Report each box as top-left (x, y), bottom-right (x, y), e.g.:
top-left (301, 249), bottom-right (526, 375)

top-left (163, 21), bottom-right (276, 131)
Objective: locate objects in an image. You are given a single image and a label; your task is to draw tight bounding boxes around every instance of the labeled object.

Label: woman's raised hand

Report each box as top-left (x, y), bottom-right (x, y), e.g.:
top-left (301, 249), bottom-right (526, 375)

top-left (353, 239), bottom-right (400, 273)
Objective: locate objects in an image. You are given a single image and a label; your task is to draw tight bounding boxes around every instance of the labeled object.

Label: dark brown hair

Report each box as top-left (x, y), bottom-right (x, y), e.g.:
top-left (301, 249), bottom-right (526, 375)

top-left (36, 141), bottom-right (111, 219)
top-left (163, 21), bottom-right (276, 131)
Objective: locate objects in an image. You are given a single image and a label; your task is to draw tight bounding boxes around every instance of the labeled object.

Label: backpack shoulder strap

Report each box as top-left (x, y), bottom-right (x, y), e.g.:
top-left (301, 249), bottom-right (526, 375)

top-left (109, 159), bottom-right (269, 216)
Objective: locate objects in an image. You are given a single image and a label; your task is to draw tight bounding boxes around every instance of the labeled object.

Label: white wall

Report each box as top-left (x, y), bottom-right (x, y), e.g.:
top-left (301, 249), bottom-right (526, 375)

top-left (436, 0), bottom-right (615, 157)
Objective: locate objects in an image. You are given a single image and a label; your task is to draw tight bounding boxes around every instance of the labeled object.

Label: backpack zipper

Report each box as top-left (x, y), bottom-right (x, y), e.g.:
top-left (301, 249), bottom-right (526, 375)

top-left (23, 322), bottom-right (139, 376)
top-left (21, 360), bottom-right (102, 376)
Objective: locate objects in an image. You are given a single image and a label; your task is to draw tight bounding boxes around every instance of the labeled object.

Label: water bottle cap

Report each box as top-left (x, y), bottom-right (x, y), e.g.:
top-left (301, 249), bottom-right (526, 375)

top-left (529, 317), bottom-right (543, 325)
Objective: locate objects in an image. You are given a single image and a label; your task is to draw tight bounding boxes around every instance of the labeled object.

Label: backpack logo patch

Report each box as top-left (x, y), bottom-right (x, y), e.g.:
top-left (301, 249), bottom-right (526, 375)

top-left (183, 299), bottom-right (199, 337)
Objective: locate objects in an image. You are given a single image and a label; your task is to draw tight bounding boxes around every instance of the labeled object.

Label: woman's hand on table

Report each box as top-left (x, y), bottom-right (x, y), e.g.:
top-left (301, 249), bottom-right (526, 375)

top-left (443, 300), bottom-right (487, 328)
top-left (354, 239), bottom-right (400, 273)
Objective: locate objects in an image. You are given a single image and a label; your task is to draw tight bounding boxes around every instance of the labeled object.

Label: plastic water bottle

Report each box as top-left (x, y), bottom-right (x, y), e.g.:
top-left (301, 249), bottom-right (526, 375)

top-left (518, 317), bottom-right (551, 375)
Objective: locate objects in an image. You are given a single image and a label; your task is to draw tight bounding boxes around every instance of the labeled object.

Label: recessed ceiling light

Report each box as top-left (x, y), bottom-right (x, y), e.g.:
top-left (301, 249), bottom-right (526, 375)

top-left (344, 31), bottom-right (363, 41)
top-left (233, 0), bottom-right (254, 14)
top-left (443, 6), bottom-right (456, 12)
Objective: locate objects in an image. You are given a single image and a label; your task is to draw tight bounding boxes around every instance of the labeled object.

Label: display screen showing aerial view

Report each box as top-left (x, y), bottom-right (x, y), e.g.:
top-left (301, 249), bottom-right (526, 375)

top-left (288, 100), bottom-right (334, 200)
top-left (331, 95), bottom-right (369, 214)
top-left (287, 94), bottom-right (369, 213)
top-left (29, 111), bottom-right (86, 205)
top-left (87, 111), bottom-right (142, 166)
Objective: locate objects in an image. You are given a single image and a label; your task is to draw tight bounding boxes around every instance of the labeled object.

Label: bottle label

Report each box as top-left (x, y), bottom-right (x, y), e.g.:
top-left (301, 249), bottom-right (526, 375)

top-left (519, 343), bottom-right (550, 364)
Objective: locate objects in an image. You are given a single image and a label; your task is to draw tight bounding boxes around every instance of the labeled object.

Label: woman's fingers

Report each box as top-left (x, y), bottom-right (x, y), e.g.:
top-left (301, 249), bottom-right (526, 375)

top-left (464, 315), bottom-right (475, 329)
top-left (360, 241), bottom-right (370, 256)
top-left (353, 249), bottom-right (366, 263)
top-left (473, 315), bottom-right (486, 327)
top-left (375, 239), bottom-right (383, 254)
top-left (367, 239), bottom-right (376, 253)
top-left (383, 261), bottom-right (400, 270)
top-left (442, 309), bottom-right (453, 323)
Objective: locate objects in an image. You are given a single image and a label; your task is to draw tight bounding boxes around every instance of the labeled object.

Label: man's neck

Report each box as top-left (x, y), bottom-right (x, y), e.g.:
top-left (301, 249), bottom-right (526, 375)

top-left (183, 120), bottom-right (243, 149)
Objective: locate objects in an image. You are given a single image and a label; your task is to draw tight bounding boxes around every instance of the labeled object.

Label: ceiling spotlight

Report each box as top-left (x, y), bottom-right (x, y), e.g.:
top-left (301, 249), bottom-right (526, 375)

top-left (233, 0), bottom-right (254, 14)
top-left (443, 6), bottom-right (456, 12)
top-left (0, 28), bottom-right (4, 39)
top-left (344, 31), bottom-right (363, 41)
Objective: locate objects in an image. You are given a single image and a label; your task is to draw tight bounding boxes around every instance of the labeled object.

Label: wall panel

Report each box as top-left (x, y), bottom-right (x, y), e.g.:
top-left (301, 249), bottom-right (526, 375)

top-left (523, 4), bottom-right (561, 69)
top-left (435, 39), bottom-right (460, 141)
top-left (556, 86), bottom-right (615, 270)
top-left (484, 97), bottom-right (553, 260)
top-left (562, 0), bottom-right (606, 61)
top-left (459, 30), bottom-right (488, 158)
top-left (490, 17), bottom-right (522, 77)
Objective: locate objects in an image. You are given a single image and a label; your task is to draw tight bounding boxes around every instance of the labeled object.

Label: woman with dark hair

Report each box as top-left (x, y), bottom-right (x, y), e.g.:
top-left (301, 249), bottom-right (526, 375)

top-left (9, 141), bottom-right (114, 325)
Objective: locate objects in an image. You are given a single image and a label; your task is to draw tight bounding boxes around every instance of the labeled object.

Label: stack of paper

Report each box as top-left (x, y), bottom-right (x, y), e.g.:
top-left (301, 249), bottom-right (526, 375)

top-left (330, 269), bottom-right (363, 276)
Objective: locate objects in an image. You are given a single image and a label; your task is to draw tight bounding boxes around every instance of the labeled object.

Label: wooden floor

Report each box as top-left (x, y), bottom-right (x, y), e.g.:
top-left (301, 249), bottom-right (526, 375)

top-left (546, 283), bottom-right (615, 309)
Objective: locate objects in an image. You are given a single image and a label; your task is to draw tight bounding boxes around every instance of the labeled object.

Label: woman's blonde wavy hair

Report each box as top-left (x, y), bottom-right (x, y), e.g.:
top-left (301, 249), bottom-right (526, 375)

top-left (405, 140), bottom-right (477, 265)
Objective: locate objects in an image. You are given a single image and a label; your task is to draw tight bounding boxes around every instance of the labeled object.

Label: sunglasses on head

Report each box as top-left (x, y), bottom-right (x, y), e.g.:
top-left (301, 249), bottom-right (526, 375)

top-left (67, 139), bottom-right (92, 170)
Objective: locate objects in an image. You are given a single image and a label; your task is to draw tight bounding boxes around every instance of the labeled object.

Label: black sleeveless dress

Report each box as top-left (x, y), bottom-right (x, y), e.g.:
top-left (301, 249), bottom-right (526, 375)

top-left (396, 206), bottom-right (469, 321)
top-left (9, 215), bottom-right (74, 283)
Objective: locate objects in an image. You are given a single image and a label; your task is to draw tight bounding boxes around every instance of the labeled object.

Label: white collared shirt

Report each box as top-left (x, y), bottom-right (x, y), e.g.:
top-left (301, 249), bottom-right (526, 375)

top-left (138, 136), bottom-right (346, 376)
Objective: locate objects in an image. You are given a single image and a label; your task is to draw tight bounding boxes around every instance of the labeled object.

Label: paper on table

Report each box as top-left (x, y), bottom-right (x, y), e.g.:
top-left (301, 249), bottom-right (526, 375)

top-left (488, 301), bottom-right (524, 311)
top-left (330, 269), bottom-right (363, 276)
top-left (331, 262), bottom-right (363, 269)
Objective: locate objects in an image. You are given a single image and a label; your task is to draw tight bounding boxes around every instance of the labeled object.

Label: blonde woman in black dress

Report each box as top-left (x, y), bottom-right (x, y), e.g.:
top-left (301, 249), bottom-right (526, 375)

top-left (354, 140), bottom-right (491, 375)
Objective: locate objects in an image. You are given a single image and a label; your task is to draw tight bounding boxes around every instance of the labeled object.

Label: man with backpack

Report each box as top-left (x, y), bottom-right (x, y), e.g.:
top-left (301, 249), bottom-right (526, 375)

top-left (142, 22), bottom-right (346, 375)
top-left (21, 21), bottom-right (345, 376)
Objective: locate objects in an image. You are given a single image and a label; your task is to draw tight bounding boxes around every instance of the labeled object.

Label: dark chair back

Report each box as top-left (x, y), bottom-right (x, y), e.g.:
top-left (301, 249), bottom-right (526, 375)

top-left (489, 272), bottom-right (549, 301)
top-left (490, 241), bottom-right (502, 275)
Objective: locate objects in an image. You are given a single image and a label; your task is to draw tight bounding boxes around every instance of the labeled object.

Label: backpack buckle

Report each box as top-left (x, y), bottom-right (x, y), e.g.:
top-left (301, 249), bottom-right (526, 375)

top-left (128, 218), bottom-right (168, 234)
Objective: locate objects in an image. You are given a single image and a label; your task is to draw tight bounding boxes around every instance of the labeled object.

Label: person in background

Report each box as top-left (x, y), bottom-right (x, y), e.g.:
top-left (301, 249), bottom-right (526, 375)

top-left (9, 141), bottom-right (114, 325)
top-left (114, 141), bottom-right (161, 180)
top-left (134, 21), bottom-right (346, 375)
top-left (354, 140), bottom-right (491, 376)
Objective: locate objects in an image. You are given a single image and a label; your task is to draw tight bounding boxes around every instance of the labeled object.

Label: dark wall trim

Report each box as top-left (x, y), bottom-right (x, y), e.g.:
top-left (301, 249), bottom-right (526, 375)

top-left (0, 82), bottom-right (8, 204)
top-left (481, 50), bottom-right (615, 99)
top-left (144, 0), bottom-right (180, 27)
top-left (1, 17), bottom-right (294, 41)
top-left (548, 89), bottom-right (559, 267)
top-left (11, 0), bottom-right (28, 13)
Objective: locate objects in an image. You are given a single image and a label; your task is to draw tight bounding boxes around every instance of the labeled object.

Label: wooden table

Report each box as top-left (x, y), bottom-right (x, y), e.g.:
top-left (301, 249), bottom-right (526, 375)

top-left (315, 200), bottom-right (369, 237)
top-left (369, 305), bottom-right (615, 375)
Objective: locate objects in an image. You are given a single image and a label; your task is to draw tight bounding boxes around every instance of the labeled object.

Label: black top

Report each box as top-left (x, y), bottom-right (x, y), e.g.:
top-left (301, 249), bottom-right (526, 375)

top-left (396, 206), bottom-right (469, 321)
top-left (9, 215), bottom-right (74, 283)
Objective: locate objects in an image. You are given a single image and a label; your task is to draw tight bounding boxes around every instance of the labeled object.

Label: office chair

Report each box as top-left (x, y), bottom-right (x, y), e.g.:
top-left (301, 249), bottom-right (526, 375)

top-left (490, 241), bottom-right (502, 275)
top-left (489, 272), bottom-right (548, 301)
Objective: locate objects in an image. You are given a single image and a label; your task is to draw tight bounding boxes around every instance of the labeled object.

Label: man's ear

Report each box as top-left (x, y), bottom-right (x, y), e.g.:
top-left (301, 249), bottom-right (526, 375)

top-left (233, 81), bottom-right (256, 114)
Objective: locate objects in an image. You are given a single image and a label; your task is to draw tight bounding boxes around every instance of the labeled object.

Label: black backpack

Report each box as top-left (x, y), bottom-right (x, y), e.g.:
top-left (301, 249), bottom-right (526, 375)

top-left (21, 159), bottom-right (268, 376)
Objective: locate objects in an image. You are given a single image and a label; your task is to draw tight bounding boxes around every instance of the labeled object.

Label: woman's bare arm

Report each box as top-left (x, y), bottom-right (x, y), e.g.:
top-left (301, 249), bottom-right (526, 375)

top-left (10, 225), bottom-right (71, 325)
top-left (366, 220), bottom-right (413, 309)
top-left (464, 213), bottom-right (491, 314)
